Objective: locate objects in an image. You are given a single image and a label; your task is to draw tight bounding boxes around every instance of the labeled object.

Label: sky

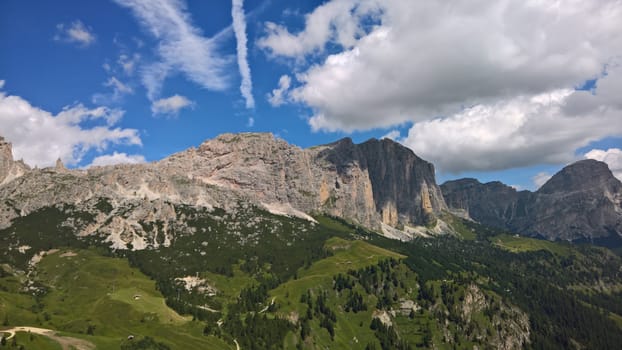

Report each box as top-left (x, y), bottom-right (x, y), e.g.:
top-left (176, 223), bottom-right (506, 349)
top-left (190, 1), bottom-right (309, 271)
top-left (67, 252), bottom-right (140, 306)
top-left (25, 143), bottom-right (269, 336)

top-left (1, 0), bottom-right (621, 191)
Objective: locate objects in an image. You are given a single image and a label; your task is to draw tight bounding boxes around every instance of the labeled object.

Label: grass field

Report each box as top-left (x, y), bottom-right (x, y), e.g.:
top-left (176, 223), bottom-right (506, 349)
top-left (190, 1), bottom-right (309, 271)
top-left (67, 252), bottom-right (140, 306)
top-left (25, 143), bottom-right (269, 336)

top-left (490, 234), bottom-right (573, 256)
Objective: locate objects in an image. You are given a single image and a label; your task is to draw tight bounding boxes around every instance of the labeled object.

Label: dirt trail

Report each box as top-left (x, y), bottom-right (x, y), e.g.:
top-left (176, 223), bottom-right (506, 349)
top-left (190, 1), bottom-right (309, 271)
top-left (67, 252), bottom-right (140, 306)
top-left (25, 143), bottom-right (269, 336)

top-left (258, 297), bottom-right (276, 313)
top-left (0, 326), bottom-right (95, 350)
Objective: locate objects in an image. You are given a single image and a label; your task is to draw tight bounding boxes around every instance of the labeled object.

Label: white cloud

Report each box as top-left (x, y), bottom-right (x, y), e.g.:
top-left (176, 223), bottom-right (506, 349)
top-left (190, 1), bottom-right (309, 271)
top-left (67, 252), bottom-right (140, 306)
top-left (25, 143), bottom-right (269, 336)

top-left (585, 148), bottom-right (622, 181)
top-left (381, 130), bottom-right (400, 141)
top-left (87, 152), bottom-right (146, 168)
top-left (105, 77), bottom-right (133, 95)
top-left (0, 80), bottom-right (5, 89)
top-left (402, 65), bottom-right (622, 173)
top-left (231, 0), bottom-right (254, 109)
top-left (532, 172), bottom-right (553, 189)
top-left (0, 91), bottom-right (141, 167)
top-left (257, 0), bottom-right (380, 57)
top-left (54, 20), bottom-right (96, 47)
top-left (260, 0), bottom-right (622, 173)
top-left (118, 53), bottom-right (141, 75)
top-left (113, 0), bottom-right (229, 100)
top-left (92, 77), bottom-right (134, 104)
top-left (267, 75), bottom-right (291, 107)
top-left (151, 94), bottom-right (194, 116)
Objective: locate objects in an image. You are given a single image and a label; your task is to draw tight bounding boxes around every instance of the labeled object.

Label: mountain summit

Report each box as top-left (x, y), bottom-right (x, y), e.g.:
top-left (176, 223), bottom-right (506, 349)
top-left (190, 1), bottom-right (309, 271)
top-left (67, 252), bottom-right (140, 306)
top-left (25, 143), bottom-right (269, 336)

top-left (0, 133), bottom-right (446, 248)
top-left (442, 159), bottom-right (622, 241)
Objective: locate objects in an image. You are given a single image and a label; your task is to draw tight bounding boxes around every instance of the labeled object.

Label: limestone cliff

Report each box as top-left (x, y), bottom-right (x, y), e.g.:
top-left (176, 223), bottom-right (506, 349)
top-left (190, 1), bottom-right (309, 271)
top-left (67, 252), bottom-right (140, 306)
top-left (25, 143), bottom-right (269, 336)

top-left (160, 133), bottom-right (446, 229)
top-left (0, 133), bottom-right (447, 248)
top-left (0, 136), bottom-right (30, 186)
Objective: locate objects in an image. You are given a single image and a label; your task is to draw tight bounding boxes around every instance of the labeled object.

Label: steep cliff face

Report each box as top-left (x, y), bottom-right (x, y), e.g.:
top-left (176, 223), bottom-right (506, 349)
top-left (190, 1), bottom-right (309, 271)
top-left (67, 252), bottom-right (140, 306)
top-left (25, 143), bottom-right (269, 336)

top-left (0, 137), bottom-right (12, 184)
top-left (0, 133), bottom-right (447, 247)
top-left (441, 160), bottom-right (622, 241)
top-left (0, 136), bottom-right (29, 186)
top-left (163, 133), bottom-right (446, 229)
top-left (315, 137), bottom-right (445, 227)
top-left (442, 179), bottom-right (534, 232)
top-left (530, 160), bottom-right (622, 240)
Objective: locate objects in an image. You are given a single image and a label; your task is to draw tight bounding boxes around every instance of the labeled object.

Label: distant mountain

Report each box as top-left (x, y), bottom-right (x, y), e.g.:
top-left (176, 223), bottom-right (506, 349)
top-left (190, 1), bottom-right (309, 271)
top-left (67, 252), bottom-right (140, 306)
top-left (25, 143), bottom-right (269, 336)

top-left (0, 133), bottom-right (446, 249)
top-left (442, 159), bottom-right (622, 241)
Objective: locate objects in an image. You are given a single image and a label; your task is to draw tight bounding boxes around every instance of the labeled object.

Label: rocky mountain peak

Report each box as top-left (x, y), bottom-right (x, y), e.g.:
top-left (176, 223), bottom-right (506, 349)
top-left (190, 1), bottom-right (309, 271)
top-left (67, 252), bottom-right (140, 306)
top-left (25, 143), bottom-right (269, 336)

top-left (442, 159), bottom-right (622, 241)
top-left (0, 133), bottom-right (449, 245)
top-left (538, 159), bottom-right (620, 194)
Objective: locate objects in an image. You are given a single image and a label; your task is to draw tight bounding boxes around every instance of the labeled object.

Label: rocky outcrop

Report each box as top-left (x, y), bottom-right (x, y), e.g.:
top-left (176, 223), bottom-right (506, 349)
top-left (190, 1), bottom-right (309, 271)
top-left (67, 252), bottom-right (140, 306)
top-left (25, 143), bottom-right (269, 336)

top-left (0, 133), bottom-right (447, 247)
top-left (0, 136), bottom-right (30, 186)
top-left (442, 160), bottom-right (622, 241)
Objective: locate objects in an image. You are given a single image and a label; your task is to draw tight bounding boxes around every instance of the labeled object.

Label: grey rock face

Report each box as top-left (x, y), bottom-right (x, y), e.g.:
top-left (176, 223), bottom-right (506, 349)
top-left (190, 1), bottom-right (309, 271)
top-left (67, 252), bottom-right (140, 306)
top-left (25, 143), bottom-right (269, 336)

top-left (0, 133), bottom-right (446, 247)
top-left (167, 133), bottom-right (446, 229)
top-left (442, 160), bottom-right (622, 241)
top-left (0, 137), bottom-right (30, 186)
top-left (0, 137), bottom-right (12, 183)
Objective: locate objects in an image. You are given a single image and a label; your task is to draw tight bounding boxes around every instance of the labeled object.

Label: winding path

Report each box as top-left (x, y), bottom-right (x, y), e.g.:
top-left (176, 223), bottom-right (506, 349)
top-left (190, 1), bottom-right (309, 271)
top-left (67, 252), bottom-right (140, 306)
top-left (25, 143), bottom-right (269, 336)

top-left (258, 297), bottom-right (276, 314)
top-left (0, 326), bottom-right (94, 350)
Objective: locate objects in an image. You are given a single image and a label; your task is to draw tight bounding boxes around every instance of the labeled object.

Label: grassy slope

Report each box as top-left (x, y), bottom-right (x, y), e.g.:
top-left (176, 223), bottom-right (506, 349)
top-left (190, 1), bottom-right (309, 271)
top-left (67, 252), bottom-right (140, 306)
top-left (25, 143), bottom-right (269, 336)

top-left (0, 249), bottom-right (232, 350)
top-left (490, 234), bottom-right (573, 256)
top-left (270, 237), bottom-right (405, 349)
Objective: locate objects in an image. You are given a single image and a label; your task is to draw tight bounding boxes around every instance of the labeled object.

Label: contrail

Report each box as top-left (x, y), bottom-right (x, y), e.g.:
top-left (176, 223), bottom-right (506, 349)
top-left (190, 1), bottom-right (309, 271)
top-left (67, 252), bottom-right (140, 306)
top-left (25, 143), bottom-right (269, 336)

top-left (232, 0), bottom-right (254, 109)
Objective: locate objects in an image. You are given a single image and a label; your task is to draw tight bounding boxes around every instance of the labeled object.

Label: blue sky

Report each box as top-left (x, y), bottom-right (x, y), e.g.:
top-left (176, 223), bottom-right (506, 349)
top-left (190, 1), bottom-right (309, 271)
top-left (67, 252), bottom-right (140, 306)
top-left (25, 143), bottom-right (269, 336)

top-left (1, 0), bottom-right (621, 190)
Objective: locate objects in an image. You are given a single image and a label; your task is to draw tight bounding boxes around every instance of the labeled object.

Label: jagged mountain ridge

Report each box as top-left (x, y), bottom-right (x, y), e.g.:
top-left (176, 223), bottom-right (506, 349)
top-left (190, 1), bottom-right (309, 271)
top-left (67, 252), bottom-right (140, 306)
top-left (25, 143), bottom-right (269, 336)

top-left (442, 159), bottom-right (622, 241)
top-left (0, 133), bottom-right (446, 248)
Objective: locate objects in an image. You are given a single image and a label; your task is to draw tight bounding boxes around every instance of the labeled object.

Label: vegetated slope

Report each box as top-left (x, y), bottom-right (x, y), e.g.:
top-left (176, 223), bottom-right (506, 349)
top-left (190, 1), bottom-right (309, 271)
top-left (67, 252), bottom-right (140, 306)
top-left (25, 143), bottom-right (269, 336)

top-left (2, 204), bottom-right (621, 349)
top-left (0, 249), bottom-right (231, 349)
top-left (442, 159), bottom-right (622, 242)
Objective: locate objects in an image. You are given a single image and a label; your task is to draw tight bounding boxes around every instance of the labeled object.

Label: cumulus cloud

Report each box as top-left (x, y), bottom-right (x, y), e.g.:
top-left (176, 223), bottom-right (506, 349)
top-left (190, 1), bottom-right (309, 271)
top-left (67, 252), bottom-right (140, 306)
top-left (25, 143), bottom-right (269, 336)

top-left (113, 0), bottom-right (229, 100)
top-left (0, 91), bottom-right (141, 167)
top-left (54, 20), bottom-right (96, 47)
top-left (402, 66), bottom-right (622, 173)
top-left (257, 0), bottom-right (381, 57)
top-left (232, 0), bottom-right (254, 109)
top-left (151, 94), bottom-right (194, 116)
top-left (585, 148), bottom-right (622, 181)
top-left (267, 75), bottom-right (291, 106)
top-left (87, 152), bottom-right (146, 168)
top-left (260, 0), bottom-right (622, 173)
top-left (532, 172), bottom-right (553, 190)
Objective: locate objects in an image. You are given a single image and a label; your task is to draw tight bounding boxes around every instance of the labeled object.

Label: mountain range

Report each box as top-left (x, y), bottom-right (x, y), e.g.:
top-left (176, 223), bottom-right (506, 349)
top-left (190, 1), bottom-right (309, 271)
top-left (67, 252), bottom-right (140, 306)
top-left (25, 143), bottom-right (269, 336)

top-left (1, 133), bottom-right (621, 247)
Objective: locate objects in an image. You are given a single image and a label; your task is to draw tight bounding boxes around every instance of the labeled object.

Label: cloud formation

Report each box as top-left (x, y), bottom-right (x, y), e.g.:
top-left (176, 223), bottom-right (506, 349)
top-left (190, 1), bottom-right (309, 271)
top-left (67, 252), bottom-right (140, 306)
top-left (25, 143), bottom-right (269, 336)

top-left (54, 20), bottom-right (96, 47)
top-left (0, 91), bottom-right (141, 167)
top-left (585, 148), bottom-right (622, 181)
top-left (114, 0), bottom-right (229, 100)
top-left (401, 66), bottom-right (622, 173)
top-left (151, 94), bottom-right (194, 116)
top-left (232, 0), bottom-right (254, 109)
top-left (260, 0), bottom-right (622, 173)
top-left (87, 152), bottom-right (146, 168)
top-left (267, 75), bottom-right (291, 107)
top-left (257, 0), bottom-right (381, 57)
